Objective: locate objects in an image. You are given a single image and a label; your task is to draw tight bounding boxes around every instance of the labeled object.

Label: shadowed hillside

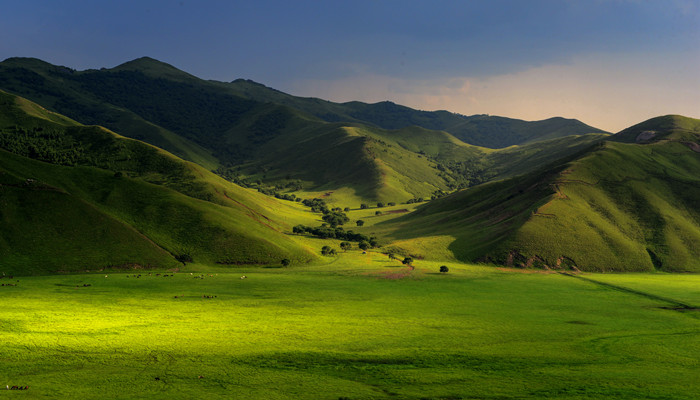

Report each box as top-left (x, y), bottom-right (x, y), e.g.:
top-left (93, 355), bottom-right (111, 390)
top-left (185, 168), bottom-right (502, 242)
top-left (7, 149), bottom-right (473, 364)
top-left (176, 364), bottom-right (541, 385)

top-left (378, 116), bottom-right (700, 272)
top-left (0, 90), bottom-right (317, 275)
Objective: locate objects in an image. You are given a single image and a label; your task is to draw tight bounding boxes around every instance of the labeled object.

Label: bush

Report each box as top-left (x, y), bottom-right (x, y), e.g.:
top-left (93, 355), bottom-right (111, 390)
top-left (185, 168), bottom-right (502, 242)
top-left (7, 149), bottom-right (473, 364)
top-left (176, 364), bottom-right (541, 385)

top-left (175, 253), bottom-right (193, 265)
top-left (281, 258), bottom-right (291, 267)
top-left (440, 265), bottom-right (449, 273)
top-left (321, 245), bottom-right (336, 256)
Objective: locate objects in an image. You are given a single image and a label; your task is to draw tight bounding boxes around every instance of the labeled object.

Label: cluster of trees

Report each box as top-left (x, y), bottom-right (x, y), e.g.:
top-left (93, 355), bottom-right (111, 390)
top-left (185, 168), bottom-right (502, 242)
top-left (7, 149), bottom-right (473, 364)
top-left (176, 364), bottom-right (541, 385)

top-left (293, 224), bottom-right (378, 247)
top-left (214, 167), bottom-right (304, 202)
top-left (430, 190), bottom-right (448, 200)
top-left (436, 159), bottom-right (492, 190)
top-left (0, 126), bottom-right (85, 166)
top-left (298, 199), bottom-right (351, 228)
top-left (302, 198), bottom-right (329, 213)
top-left (322, 209), bottom-right (349, 227)
top-left (360, 201), bottom-right (397, 209)
top-left (405, 197), bottom-right (424, 204)
top-left (321, 245), bottom-right (336, 256)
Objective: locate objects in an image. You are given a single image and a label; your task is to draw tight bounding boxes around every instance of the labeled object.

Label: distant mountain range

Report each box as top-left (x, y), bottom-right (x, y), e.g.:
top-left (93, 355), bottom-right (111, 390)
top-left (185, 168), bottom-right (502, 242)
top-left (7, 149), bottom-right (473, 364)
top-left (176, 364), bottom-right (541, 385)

top-left (1, 56), bottom-right (699, 274)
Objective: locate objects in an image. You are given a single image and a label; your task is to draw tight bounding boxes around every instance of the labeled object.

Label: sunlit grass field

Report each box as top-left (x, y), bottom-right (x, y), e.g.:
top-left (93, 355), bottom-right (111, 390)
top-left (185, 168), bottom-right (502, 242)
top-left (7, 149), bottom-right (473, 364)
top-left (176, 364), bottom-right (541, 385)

top-left (2, 253), bottom-right (699, 399)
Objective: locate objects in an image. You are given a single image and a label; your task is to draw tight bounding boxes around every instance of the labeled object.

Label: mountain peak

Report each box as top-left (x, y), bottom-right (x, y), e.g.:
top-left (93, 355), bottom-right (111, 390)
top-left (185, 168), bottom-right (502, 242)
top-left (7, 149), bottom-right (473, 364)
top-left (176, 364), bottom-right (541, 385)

top-left (111, 57), bottom-right (196, 81)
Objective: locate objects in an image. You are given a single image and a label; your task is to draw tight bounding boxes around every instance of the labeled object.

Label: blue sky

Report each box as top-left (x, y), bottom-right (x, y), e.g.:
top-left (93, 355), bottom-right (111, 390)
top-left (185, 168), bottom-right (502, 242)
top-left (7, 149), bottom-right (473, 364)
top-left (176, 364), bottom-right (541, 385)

top-left (1, 0), bottom-right (699, 131)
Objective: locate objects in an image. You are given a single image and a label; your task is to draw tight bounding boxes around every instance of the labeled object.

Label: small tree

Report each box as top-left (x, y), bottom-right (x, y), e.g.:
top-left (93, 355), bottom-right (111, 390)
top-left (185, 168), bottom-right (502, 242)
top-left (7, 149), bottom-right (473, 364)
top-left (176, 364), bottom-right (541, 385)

top-left (175, 253), bottom-right (193, 265)
top-left (281, 258), bottom-right (291, 267)
top-left (387, 252), bottom-right (395, 260)
top-left (360, 203), bottom-right (369, 209)
top-left (321, 245), bottom-right (336, 256)
top-left (402, 257), bottom-right (413, 266)
top-left (387, 202), bottom-right (396, 206)
top-left (358, 241), bottom-right (370, 251)
top-left (344, 207), bottom-right (350, 212)
top-left (356, 220), bottom-right (365, 227)
top-left (440, 265), bottom-right (449, 273)
top-left (376, 202), bottom-right (384, 208)
top-left (340, 241), bottom-right (352, 251)
top-left (375, 210), bottom-right (382, 216)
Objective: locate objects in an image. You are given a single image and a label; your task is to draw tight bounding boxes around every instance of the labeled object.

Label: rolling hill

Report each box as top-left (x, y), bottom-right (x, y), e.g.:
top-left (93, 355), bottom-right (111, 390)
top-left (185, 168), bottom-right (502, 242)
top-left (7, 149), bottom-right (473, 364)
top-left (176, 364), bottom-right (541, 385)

top-left (0, 56), bottom-right (608, 204)
top-left (377, 115), bottom-right (700, 272)
top-left (0, 90), bottom-right (318, 275)
top-left (1, 57), bottom-right (698, 274)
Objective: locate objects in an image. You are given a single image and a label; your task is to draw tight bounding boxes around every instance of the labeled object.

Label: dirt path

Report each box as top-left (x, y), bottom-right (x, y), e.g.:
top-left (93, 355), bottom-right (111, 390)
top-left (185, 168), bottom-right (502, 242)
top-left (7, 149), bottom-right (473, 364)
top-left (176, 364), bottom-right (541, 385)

top-left (381, 264), bottom-right (415, 280)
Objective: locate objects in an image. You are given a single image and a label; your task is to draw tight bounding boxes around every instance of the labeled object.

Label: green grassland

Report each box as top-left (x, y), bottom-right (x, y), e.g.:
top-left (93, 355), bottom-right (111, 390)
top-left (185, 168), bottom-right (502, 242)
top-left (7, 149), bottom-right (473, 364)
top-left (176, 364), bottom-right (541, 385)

top-left (1, 255), bottom-right (699, 399)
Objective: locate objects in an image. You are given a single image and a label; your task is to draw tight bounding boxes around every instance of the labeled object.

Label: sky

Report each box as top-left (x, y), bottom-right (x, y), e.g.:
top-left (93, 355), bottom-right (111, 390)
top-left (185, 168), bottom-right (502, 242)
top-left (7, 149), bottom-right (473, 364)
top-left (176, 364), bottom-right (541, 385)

top-left (1, 0), bottom-right (699, 132)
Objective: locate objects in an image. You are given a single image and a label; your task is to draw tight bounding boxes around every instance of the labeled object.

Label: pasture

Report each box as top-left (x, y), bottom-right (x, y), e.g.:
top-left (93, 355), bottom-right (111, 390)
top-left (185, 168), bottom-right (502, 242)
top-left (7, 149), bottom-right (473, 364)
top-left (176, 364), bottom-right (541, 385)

top-left (1, 254), bottom-right (699, 399)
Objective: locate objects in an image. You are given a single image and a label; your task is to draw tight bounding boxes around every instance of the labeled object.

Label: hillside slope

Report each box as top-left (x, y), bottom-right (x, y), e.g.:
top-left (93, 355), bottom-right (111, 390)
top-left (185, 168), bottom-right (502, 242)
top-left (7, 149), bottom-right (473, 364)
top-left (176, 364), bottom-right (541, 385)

top-left (378, 115), bottom-right (700, 272)
top-left (0, 57), bottom-right (609, 204)
top-left (0, 90), bottom-right (317, 275)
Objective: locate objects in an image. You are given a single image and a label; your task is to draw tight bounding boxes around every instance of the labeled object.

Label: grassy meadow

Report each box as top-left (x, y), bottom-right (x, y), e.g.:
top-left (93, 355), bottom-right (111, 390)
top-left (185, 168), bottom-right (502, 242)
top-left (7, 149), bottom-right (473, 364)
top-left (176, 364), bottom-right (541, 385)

top-left (2, 253), bottom-right (699, 399)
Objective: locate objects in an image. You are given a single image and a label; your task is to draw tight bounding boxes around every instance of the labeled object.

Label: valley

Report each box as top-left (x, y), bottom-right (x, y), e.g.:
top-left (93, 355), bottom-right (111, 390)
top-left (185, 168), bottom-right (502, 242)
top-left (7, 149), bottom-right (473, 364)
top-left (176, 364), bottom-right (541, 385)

top-left (2, 56), bottom-right (700, 399)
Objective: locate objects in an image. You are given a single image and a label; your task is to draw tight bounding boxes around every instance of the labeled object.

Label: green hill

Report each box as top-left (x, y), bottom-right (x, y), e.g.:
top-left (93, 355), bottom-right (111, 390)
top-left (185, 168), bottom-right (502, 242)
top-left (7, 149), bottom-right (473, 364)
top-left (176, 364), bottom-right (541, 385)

top-left (0, 90), bottom-right (317, 275)
top-left (0, 57), bottom-right (610, 204)
top-left (378, 115), bottom-right (700, 272)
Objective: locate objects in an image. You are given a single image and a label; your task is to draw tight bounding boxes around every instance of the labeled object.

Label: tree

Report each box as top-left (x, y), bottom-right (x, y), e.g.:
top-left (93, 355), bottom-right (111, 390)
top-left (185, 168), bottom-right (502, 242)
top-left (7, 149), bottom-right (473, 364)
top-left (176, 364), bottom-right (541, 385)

top-left (360, 203), bottom-right (369, 209)
top-left (440, 265), bottom-right (449, 273)
top-left (321, 245), bottom-right (336, 256)
top-left (281, 258), bottom-right (291, 267)
top-left (387, 252), bottom-right (395, 260)
top-left (375, 211), bottom-right (382, 216)
top-left (376, 202), bottom-right (384, 208)
top-left (356, 220), bottom-right (365, 227)
top-left (358, 241), bottom-right (370, 250)
top-left (343, 207), bottom-right (350, 212)
top-left (322, 210), bottom-right (349, 227)
top-left (340, 241), bottom-right (352, 251)
top-left (402, 257), bottom-right (413, 266)
top-left (175, 253), bottom-right (193, 265)
top-left (387, 202), bottom-right (396, 206)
